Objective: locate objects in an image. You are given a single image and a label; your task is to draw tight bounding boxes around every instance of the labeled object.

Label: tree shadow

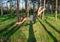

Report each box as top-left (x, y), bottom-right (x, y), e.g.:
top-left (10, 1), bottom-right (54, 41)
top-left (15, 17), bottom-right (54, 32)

top-left (0, 16), bottom-right (15, 22)
top-left (0, 22), bottom-right (16, 34)
top-left (27, 21), bottom-right (36, 42)
top-left (45, 19), bottom-right (60, 33)
top-left (37, 18), bottom-right (58, 42)
top-left (0, 24), bottom-right (23, 42)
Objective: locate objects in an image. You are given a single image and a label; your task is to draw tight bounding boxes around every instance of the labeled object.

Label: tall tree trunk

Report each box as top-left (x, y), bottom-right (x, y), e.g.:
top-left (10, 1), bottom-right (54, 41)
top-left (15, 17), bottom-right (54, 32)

top-left (48, 1), bottom-right (50, 13)
top-left (6, 2), bottom-right (8, 15)
top-left (25, 0), bottom-right (27, 16)
top-left (38, 0), bottom-right (40, 8)
top-left (10, 0), bottom-right (13, 14)
top-left (17, 0), bottom-right (20, 22)
top-left (25, 0), bottom-right (29, 17)
top-left (0, 3), bottom-right (3, 16)
top-left (55, 0), bottom-right (58, 21)
top-left (51, 1), bottom-right (53, 14)
top-left (33, 2), bottom-right (35, 14)
top-left (40, 0), bottom-right (42, 6)
top-left (52, 0), bottom-right (54, 13)
top-left (42, 0), bottom-right (46, 20)
top-left (40, 0), bottom-right (42, 18)
top-left (27, 0), bottom-right (29, 17)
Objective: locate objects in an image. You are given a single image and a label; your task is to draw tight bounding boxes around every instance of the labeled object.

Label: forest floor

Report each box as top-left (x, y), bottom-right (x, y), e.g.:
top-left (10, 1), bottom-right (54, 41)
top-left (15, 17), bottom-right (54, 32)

top-left (0, 14), bottom-right (60, 42)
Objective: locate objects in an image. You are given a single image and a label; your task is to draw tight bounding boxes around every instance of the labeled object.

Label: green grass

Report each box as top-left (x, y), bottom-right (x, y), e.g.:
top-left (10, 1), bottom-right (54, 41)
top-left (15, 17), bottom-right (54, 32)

top-left (0, 14), bottom-right (60, 42)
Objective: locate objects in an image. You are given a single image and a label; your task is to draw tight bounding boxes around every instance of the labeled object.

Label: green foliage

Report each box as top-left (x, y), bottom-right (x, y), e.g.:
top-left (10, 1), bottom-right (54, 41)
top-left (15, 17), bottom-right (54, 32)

top-left (0, 14), bottom-right (60, 42)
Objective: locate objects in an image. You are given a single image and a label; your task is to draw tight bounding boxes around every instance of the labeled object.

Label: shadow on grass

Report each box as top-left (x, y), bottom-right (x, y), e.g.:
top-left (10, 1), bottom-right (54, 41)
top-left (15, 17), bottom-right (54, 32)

top-left (45, 19), bottom-right (60, 33)
top-left (37, 18), bottom-right (57, 42)
top-left (0, 15), bottom-right (15, 22)
top-left (27, 21), bottom-right (36, 42)
top-left (0, 22), bottom-right (16, 34)
top-left (0, 23), bottom-right (23, 42)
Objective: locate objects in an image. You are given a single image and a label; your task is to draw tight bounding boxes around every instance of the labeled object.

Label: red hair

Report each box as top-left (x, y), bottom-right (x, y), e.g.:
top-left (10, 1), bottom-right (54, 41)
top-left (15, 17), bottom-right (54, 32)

top-left (20, 17), bottom-right (25, 21)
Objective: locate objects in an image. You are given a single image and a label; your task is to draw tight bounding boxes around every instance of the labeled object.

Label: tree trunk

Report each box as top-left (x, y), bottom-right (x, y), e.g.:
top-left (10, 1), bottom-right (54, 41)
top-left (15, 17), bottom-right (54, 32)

top-left (42, 0), bottom-right (46, 20)
top-left (38, 0), bottom-right (40, 8)
top-left (40, 0), bottom-right (42, 6)
top-left (25, 0), bottom-right (29, 17)
top-left (10, 0), bottom-right (12, 13)
top-left (0, 3), bottom-right (3, 16)
top-left (25, 0), bottom-right (27, 17)
top-left (17, 0), bottom-right (20, 22)
top-left (55, 0), bottom-right (58, 21)
top-left (33, 2), bottom-right (35, 14)
top-left (27, 0), bottom-right (29, 17)
top-left (40, 0), bottom-right (42, 18)
top-left (6, 2), bottom-right (8, 15)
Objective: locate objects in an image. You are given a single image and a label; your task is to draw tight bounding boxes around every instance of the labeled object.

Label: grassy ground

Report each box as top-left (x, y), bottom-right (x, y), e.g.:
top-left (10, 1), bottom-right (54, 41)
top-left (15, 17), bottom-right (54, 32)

top-left (0, 14), bottom-right (60, 42)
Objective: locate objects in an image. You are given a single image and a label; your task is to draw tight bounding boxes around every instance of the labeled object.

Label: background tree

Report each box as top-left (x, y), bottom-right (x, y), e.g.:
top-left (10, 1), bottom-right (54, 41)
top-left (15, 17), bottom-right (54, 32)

top-left (8, 0), bottom-right (13, 15)
top-left (25, 0), bottom-right (27, 17)
top-left (17, 0), bottom-right (20, 22)
top-left (26, 0), bottom-right (29, 17)
top-left (42, 0), bottom-right (46, 20)
top-left (55, 0), bottom-right (58, 21)
top-left (0, 2), bottom-right (3, 16)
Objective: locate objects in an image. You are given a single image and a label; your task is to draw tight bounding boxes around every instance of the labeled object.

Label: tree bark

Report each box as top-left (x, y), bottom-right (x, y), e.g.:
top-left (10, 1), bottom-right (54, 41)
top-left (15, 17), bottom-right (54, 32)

top-left (6, 2), bottom-right (8, 15)
top-left (25, 0), bottom-right (29, 17)
top-left (25, 0), bottom-right (27, 17)
top-left (33, 2), bottom-right (35, 13)
top-left (27, 0), bottom-right (29, 17)
top-left (42, 0), bottom-right (46, 20)
top-left (38, 0), bottom-right (40, 8)
top-left (40, 0), bottom-right (42, 18)
top-left (0, 3), bottom-right (3, 16)
top-left (17, 0), bottom-right (20, 22)
top-left (40, 0), bottom-right (42, 6)
top-left (55, 0), bottom-right (58, 21)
